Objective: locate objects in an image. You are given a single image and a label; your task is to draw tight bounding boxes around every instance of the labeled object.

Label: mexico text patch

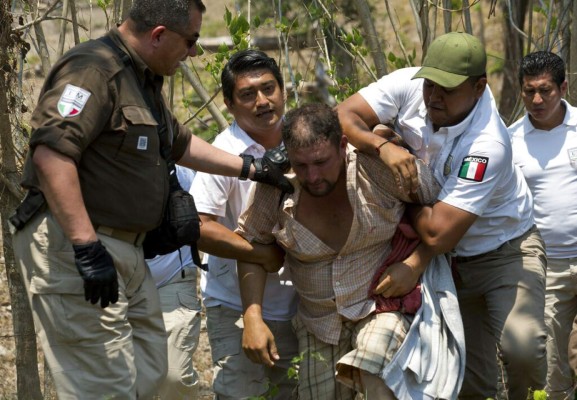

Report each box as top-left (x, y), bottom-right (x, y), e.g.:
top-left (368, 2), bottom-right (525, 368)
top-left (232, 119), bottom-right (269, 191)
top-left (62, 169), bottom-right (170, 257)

top-left (458, 155), bottom-right (488, 182)
top-left (57, 84), bottom-right (91, 117)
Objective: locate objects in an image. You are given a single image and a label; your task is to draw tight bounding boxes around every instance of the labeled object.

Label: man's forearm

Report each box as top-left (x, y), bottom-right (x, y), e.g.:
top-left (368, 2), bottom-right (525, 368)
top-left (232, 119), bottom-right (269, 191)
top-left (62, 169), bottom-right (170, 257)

top-left (407, 202), bottom-right (477, 254)
top-left (405, 242), bottom-right (435, 275)
top-left (197, 219), bottom-right (282, 268)
top-left (33, 145), bottom-right (97, 244)
top-left (178, 134), bottom-right (252, 178)
top-left (197, 219), bottom-right (254, 260)
top-left (238, 260), bottom-right (268, 316)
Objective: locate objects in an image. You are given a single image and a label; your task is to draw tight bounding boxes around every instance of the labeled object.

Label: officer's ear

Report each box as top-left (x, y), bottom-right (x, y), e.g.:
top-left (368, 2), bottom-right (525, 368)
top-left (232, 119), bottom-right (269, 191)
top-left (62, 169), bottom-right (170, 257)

top-left (560, 80), bottom-right (568, 97)
top-left (150, 25), bottom-right (168, 49)
top-left (472, 77), bottom-right (487, 100)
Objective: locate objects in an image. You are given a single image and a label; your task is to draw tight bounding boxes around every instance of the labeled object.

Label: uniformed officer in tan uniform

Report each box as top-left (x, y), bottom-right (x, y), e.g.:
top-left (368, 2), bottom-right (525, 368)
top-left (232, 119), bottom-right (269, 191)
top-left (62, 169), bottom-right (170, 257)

top-left (11, 0), bottom-right (290, 398)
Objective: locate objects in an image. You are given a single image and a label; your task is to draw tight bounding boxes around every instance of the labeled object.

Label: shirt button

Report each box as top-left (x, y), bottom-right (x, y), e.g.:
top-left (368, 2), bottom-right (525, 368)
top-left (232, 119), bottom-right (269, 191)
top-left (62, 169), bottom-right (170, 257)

top-left (336, 281), bottom-right (340, 286)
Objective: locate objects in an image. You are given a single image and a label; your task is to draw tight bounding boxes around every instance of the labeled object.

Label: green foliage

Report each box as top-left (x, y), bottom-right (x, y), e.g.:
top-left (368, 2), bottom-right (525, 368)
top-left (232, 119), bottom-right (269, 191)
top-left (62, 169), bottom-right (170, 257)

top-left (387, 48), bottom-right (417, 70)
top-left (533, 3), bottom-right (558, 32)
top-left (245, 350), bottom-right (328, 399)
top-left (203, 7), bottom-right (253, 84)
top-left (247, 380), bottom-right (280, 400)
top-left (486, 388), bottom-right (549, 400)
top-left (96, 0), bottom-right (112, 9)
top-left (96, 0), bottom-right (112, 30)
top-left (530, 389), bottom-right (548, 400)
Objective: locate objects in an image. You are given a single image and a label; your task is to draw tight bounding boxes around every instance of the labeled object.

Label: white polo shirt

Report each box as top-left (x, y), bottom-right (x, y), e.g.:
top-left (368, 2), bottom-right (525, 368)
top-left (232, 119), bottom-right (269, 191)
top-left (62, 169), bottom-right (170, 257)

top-left (359, 67), bottom-right (534, 256)
top-left (509, 99), bottom-right (577, 258)
top-left (190, 121), bottom-right (297, 321)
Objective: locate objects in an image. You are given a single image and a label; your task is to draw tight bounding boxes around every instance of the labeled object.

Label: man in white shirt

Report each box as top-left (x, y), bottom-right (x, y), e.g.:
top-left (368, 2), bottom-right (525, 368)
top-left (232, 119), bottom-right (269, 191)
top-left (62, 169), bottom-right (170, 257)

top-left (191, 50), bottom-right (298, 399)
top-left (337, 32), bottom-right (547, 400)
top-left (509, 51), bottom-right (577, 400)
top-left (146, 165), bottom-right (201, 399)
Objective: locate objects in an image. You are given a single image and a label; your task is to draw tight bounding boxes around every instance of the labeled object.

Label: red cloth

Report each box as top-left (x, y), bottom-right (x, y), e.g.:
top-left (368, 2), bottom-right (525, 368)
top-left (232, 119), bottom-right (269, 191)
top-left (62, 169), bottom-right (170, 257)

top-left (369, 217), bottom-right (422, 314)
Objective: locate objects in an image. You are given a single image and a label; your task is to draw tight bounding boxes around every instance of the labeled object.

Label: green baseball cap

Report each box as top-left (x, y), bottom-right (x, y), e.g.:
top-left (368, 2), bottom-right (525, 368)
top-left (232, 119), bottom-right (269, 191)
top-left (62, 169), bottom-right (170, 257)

top-left (412, 32), bottom-right (486, 88)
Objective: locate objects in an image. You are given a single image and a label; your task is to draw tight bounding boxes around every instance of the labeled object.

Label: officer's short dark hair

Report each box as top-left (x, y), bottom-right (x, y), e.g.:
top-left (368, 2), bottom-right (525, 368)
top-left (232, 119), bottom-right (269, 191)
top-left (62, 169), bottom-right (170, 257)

top-left (282, 103), bottom-right (342, 151)
top-left (130, 0), bottom-right (206, 33)
top-left (221, 50), bottom-right (284, 104)
top-left (519, 51), bottom-right (566, 87)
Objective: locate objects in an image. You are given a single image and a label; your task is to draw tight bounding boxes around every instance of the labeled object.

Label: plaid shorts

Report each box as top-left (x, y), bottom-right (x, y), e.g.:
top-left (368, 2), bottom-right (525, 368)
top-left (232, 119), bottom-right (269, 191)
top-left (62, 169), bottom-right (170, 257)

top-left (294, 311), bottom-right (410, 400)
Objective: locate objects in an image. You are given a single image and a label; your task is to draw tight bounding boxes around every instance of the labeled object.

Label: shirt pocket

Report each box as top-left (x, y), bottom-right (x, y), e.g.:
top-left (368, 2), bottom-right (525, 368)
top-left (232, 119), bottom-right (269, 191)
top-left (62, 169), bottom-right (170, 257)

top-left (115, 105), bottom-right (160, 165)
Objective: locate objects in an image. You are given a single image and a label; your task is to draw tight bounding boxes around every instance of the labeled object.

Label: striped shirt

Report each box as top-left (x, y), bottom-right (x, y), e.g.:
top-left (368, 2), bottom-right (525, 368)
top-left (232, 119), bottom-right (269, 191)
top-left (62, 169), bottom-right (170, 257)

top-left (236, 150), bottom-right (440, 345)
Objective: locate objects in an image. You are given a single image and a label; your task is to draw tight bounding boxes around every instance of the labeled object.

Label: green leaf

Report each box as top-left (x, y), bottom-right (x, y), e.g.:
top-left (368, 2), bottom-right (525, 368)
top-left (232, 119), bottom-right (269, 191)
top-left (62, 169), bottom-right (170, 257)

top-left (224, 7), bottom-right (232, 25)
top-left (237, 14), bottom-right (250, 33)
top-left (253, 15), bottom-right (261, 28)
top-left (295, 72), bottom-right (303, 86)
top-left (217, 43), bottom-right (229, 54)
top-left (532, 390), bottom-right (547, 400)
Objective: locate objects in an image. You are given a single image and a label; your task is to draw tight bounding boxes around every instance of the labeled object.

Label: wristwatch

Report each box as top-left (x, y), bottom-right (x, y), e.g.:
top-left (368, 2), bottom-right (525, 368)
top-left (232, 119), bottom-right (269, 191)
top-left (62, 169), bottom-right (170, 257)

top-left (239, 154), bottom-right (254, 180)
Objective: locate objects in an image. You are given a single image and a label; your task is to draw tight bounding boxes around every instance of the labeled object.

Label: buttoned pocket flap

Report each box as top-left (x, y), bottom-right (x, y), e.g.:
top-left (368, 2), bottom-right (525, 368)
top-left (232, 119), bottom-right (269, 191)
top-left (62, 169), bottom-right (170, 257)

top-left (121, 105), bottom-right (158, 126)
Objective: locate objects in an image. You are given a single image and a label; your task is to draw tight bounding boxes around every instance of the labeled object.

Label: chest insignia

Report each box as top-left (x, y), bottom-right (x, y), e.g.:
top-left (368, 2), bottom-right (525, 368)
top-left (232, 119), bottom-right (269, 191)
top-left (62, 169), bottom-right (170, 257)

top-left (443, 155), bottom-right (453, 176)
top-left (568, 147), bottom-right (577, 166)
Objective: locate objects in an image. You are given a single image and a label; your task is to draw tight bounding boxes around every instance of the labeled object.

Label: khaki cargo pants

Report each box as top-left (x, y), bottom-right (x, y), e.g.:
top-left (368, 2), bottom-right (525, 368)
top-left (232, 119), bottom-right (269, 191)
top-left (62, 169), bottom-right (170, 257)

top-left (12, 210), bottom-right (167, 399)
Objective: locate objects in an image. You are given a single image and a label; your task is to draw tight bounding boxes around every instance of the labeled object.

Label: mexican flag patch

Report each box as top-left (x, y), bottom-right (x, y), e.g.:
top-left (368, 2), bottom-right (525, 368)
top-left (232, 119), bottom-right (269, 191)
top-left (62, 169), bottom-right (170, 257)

top-left (458, 155), bottom-right (488, 182)
top-left (57, 84), bottom-right (91, 117)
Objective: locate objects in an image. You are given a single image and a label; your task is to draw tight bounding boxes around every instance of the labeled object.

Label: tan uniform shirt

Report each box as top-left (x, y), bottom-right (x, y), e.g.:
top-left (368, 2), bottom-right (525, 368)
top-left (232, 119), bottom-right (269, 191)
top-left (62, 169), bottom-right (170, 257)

top-left (237, 150), bottom-right (440, 345)
top-left (21, 27), bottom-right (192, 232)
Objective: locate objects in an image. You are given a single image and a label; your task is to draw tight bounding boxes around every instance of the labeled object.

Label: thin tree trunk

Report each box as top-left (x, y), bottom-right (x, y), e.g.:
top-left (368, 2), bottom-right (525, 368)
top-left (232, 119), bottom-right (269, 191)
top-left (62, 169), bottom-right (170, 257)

top-left (0, 5), bottom-right (43, 399)
top-left (499, 0), bottom-right (529, 124)
top-left (568, 0), bottom-right (577, 105)
top-left (443, 0), bottom-right (452, 32)
top-left (463, 0), bottom-right (473, 34)
top-left (476, 0), bottom-right (486, 47)
top-left (179, 62), bottom-right (229, 132)
top-left (355, 0), bottom-right (387, 77)
top-left (120, 0), bottom-right (132, 23)
top-left (410, 0), bottom-right (431, 58)
top-left (70, 0), bottom-right (80, 45)
top-left (23, 0), bottom-right (53, 76)
top-left (57, 0), bottom-right (70, 57)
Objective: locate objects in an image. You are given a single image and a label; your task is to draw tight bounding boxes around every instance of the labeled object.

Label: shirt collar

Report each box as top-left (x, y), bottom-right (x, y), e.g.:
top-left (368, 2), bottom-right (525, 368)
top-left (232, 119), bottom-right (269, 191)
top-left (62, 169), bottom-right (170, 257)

top-left (108, 26), bottom-right (162, 87)
top-left (428, 90), bottom-right (485, 143)
top-left (562, 99), bottom-right (577, 126)
top-left (229, 121), bottom-right (267, 154)
top-left (419, 86), bottom-right (491, 143)
top-left (522, 98), bottom-right (576, 133)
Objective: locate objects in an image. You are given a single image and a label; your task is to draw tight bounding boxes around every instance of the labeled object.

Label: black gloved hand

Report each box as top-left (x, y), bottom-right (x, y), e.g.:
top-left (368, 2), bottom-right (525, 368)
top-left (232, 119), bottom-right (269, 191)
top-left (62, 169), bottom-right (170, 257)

top-left (251, 143), bottom-right (294, 194)
top-left (73, 240), bottom-right (119, 308)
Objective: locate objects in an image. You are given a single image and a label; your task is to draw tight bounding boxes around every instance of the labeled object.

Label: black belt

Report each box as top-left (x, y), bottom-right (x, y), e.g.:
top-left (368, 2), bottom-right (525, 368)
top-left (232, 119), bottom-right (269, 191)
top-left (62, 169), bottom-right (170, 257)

top-left (454, 225), bottom-right (538, 264)
top-left (95, 225), bottom-right (146, 246)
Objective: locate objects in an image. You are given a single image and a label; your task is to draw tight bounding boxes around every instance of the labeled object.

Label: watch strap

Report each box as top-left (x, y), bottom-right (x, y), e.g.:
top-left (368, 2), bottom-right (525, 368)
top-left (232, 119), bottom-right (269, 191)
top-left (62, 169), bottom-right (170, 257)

top-left (239, 154), bottom-right (254, 180)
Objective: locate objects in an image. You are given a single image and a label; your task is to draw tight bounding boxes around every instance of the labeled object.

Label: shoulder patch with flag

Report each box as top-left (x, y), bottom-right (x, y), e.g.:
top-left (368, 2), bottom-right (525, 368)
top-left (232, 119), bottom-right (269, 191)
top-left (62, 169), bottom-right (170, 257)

top-left (458, 155), bottom-right (488, 182)
top-left (57, 84), bottom-right (91, 117)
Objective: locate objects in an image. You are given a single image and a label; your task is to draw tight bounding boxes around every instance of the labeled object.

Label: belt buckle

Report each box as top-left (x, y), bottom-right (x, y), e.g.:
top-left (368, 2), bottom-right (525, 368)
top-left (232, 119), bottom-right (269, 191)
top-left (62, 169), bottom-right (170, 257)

top-left (96, 225), bottom-right (145, 247)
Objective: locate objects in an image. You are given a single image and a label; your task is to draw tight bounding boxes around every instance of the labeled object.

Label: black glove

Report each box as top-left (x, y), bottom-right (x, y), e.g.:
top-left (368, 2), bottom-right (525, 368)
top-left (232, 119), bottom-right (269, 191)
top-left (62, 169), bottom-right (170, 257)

top-left (250, 143), bottom-right (294, 193)
top-left (73, 240), bottom-right (119, 308)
